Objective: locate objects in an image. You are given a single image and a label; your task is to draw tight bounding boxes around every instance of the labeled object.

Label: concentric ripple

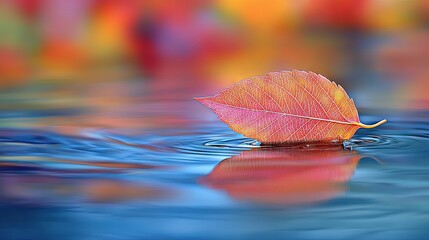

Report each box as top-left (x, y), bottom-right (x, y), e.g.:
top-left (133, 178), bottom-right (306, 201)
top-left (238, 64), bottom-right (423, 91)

top-left (350, 134), bottom-right (429, 155)
top-left (2, 118), bottom-right (428, 169)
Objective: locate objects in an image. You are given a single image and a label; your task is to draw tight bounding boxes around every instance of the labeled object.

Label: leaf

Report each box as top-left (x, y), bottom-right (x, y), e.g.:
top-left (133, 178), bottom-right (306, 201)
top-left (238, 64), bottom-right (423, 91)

top-left (195, 70), bottom-right (386, 144)
top-left (200, 148), bottom-right (360, 205)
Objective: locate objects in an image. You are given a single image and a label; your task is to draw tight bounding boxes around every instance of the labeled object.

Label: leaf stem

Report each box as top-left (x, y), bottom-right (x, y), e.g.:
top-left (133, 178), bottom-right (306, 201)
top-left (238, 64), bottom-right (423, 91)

top-left (355, 119), bottom-right (387, 129)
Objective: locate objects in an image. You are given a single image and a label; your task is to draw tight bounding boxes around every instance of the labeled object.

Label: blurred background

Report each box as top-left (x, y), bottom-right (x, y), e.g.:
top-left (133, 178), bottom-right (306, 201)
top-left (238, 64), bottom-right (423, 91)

top-left (1, 0), bottom-right (428, 111)
top-left (1, 1), bottom-right (429, 239)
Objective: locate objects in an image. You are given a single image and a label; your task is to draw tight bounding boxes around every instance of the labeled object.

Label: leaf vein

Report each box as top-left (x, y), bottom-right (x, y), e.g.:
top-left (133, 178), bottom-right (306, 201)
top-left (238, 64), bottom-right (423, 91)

top-left (314, 76), bottom-right (348, 121)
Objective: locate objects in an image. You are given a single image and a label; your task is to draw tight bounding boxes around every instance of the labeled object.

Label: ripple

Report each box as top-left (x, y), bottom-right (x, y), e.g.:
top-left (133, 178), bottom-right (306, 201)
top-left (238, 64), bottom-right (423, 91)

top-left (3, 120), bottom-right (429, 167)
top-left (203, 138), bottom-right (260, 148)
top-left (90, 129), bottom-right (257, 162)
top-left (172, 134), bottom-right (255, 157)
top-left (350, 134), bottom-right (429, 155)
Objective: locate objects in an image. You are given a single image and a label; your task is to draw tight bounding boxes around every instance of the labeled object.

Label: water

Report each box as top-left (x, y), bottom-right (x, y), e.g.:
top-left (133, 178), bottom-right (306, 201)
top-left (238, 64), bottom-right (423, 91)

top-left (1, 84), bottom-right (429, 240)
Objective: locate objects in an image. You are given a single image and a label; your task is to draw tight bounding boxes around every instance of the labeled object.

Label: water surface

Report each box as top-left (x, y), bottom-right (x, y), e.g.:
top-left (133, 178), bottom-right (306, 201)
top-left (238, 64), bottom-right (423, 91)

top-left (1, 83), bottom-right (428, 240)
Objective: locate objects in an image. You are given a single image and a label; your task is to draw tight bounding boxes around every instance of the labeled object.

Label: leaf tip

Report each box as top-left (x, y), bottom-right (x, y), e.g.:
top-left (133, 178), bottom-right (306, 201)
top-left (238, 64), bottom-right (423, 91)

top-left (193, 96), bottom-right (205, 103)
top-left (193, 96), bottom-right (214, 108)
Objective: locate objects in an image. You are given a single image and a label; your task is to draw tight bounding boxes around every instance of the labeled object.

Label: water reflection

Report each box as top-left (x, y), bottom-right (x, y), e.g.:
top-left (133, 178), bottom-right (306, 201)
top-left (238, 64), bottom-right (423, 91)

top-left (201, 145), bottom-right (361, 206)
top-left (0, 156), bottom-right (166, 171)
top-left (0, 164), bottom-right (171, 204)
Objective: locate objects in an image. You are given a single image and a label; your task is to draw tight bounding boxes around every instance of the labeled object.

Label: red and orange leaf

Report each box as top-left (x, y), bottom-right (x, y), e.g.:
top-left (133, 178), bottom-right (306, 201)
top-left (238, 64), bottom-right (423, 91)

top-left (195, 70), bottom-right (386, 144)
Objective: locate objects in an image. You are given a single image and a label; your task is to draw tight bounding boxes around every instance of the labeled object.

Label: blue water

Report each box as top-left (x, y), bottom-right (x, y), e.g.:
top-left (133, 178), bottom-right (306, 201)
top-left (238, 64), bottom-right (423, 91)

top-left (1, 86), bottom-right (429, 240)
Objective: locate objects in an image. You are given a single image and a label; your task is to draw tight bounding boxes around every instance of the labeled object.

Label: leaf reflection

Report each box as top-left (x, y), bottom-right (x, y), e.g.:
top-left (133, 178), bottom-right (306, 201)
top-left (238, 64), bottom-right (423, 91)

top-left (200, 146), bottom-right (361, 206)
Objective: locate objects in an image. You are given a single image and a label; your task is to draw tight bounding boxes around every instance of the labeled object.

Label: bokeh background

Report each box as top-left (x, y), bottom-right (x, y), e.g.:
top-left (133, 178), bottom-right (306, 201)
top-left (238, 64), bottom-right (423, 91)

top-left (1, 0), bottom-right (428, 111)
top-left (1, 1), bottom-right (429, 239)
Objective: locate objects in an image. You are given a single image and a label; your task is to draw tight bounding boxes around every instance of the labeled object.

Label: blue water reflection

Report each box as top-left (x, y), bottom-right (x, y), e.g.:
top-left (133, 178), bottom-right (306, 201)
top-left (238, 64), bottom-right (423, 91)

top-left (0, 86), bottom-right (428, 239)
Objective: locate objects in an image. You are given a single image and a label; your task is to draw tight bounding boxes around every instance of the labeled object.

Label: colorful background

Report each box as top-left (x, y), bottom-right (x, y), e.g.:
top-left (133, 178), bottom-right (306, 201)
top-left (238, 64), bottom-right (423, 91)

top-left (1, 0), bottom-right (428, 109)
top-left (1, 1), bottom-right (429, 239)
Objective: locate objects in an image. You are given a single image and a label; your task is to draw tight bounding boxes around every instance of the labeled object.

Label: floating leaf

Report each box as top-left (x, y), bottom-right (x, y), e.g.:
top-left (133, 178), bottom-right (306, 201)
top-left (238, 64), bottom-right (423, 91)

top-left (195, 70), bottom-right (386, 144)
top-left (200, 148), bottom-right (360, 205)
